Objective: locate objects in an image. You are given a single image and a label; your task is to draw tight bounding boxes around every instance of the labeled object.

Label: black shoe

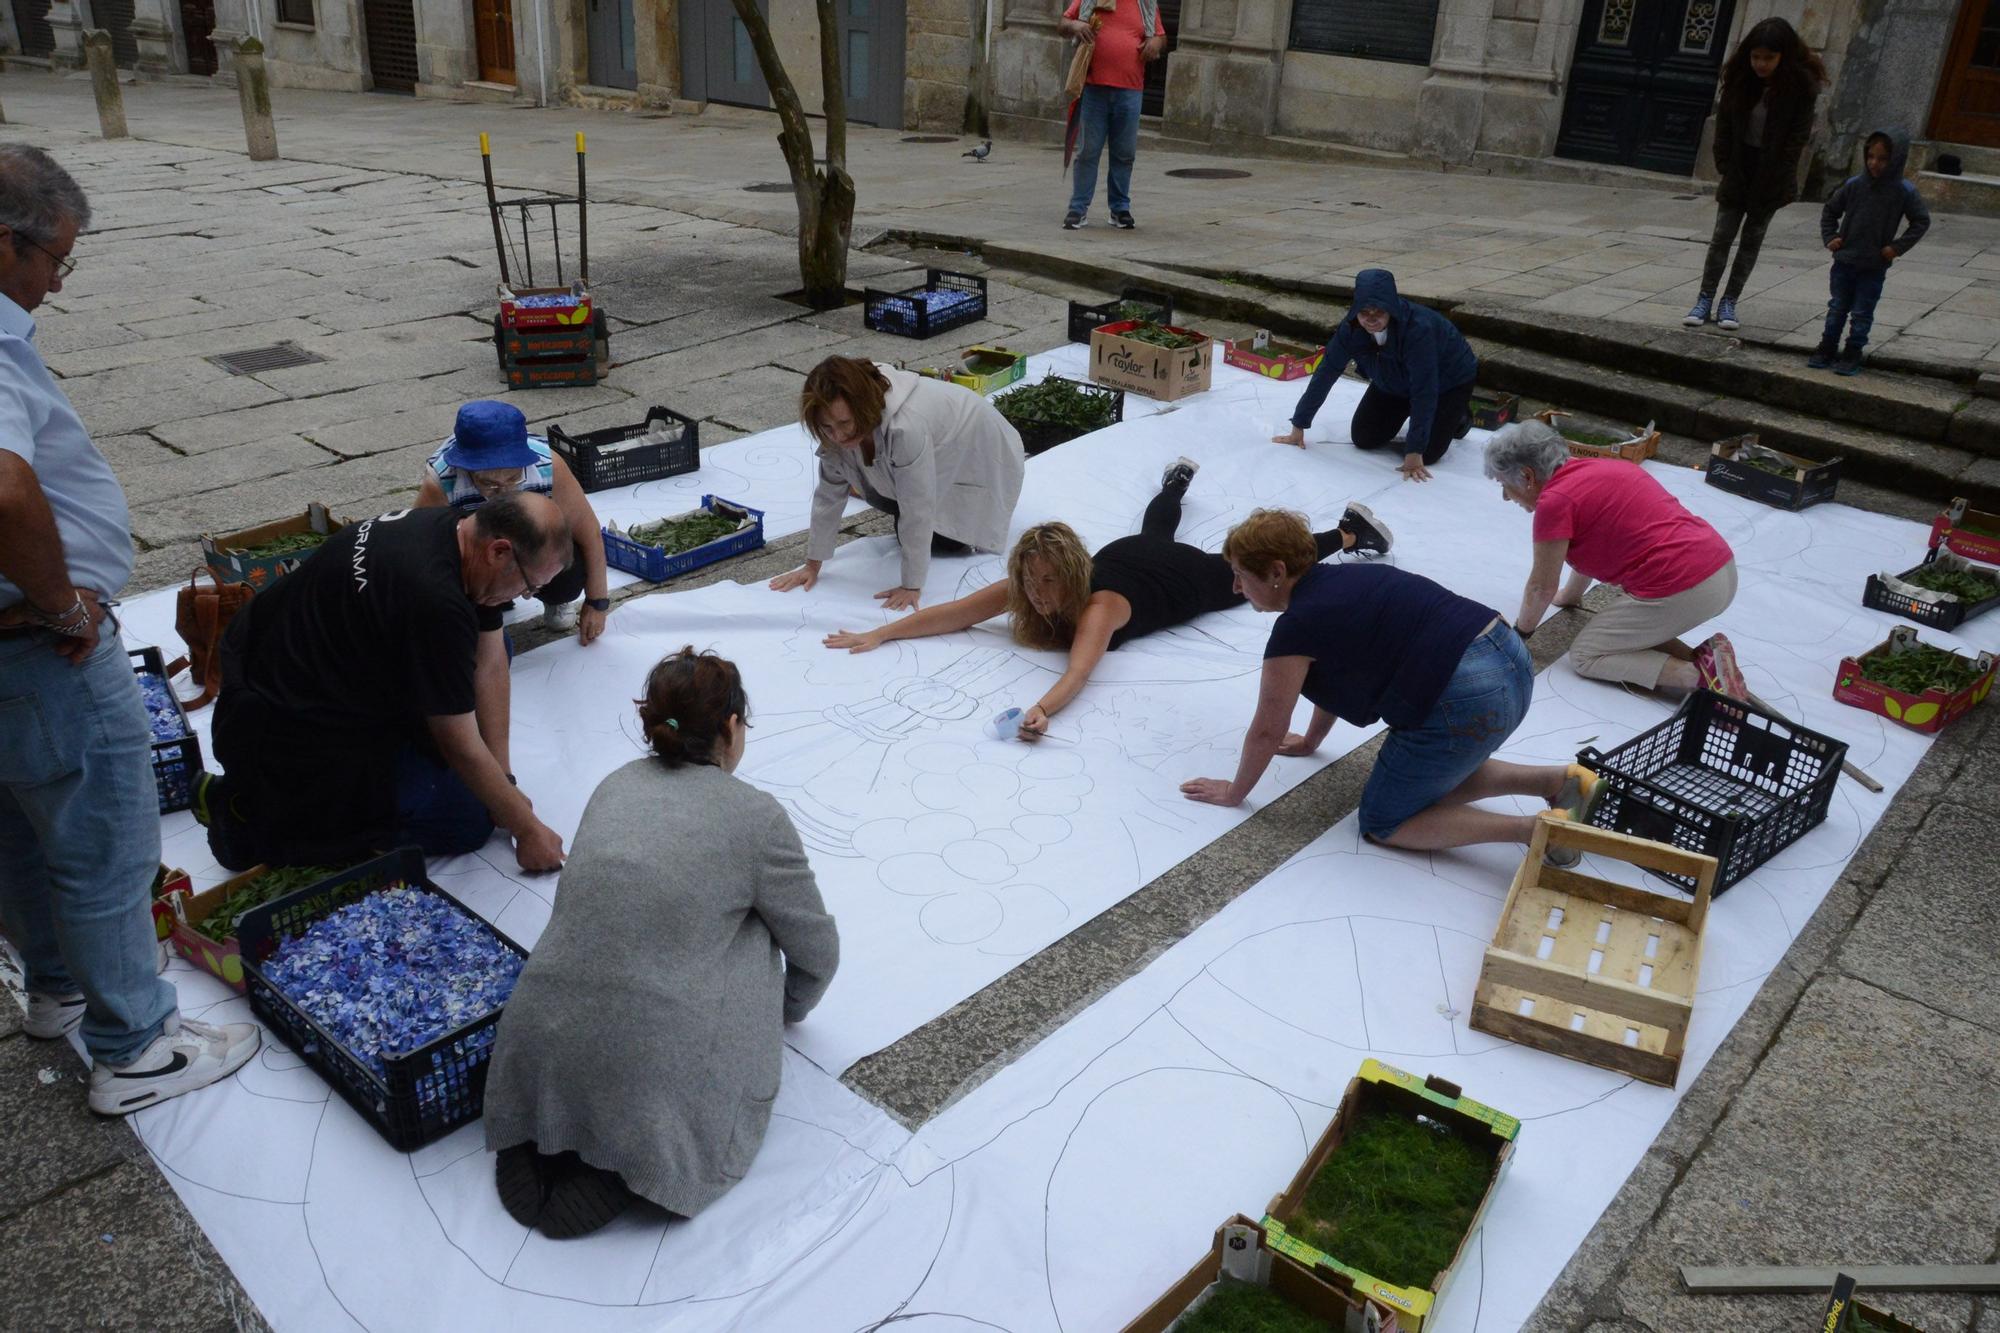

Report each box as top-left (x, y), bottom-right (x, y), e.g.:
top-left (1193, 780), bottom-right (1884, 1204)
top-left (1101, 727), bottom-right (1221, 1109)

top-left (1454, 410), bottom-right (1473, 440)
top-left (1111, 210), bottom-right (1136, 230)
top-left (1834, 344), bottom-right (1865, 376)
top-left (1062, 210), bottom-right (1085, 230)
top-left (537, 1155), bottom-right (635, 1239)
top-left (195, 774), bottom-right (259, 873)
top-left (1340, 503), bottom-right (1394, 558)
top-left (1160, 456), bottom-right (1199, 492)
top-left (1806, 339), bottom-right (1837, 370)
top-left (495, 1144), bottom-right (555, 1228)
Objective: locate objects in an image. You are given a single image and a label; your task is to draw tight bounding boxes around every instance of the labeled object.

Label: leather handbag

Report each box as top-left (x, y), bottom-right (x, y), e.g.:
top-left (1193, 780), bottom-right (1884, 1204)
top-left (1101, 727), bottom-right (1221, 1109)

top-left (171, 566), bottom-right (254, 710)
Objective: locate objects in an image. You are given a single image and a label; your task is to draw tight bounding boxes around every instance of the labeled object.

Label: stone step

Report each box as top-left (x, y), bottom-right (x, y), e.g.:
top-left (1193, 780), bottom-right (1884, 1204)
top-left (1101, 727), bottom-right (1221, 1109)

top-left (1917, 139), bottom-right (2000, 179)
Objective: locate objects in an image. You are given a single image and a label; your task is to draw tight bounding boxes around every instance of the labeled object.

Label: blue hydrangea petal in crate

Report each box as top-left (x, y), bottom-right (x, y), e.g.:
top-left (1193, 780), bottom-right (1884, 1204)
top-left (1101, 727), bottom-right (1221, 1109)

top-left (130, 647), bottom-right (202, 814)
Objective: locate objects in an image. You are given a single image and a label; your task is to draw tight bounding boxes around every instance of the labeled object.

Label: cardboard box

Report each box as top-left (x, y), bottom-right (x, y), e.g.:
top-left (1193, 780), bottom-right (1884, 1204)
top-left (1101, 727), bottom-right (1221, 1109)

top-left (1534, 409), bottom-right (1660, 463)
top-left (1090, 321), bottom-right (1215, 402)
top-left (168, 865), bottom-right (271, 991)
top-left (1705, 434), bottom-right (1842, 511)
top-left (201, 503), bottom-right (345, 589)
top-left (1819, 1272), bottom-right (1929, 1332)
top-left (503, 356), bottom-right (601, 389)
top-left (950, 346), bottom-right (1028, 395)
top-left (150, 865), bottom-right (194, 941)
top-left (1263, 1059), bottom-right (1518, 1330)
top-left (1929, 497), bottom-right (2000, 566)
top-left (1122, 1216), bottom-right (1400, 1333)
top-left (1224, 330), bottom-right (1325, 381)
top-left (1471, 813), bottom-right (1715, 1087)
top-left (497, 280), bottom-right (593, 331)
top-left (1833, 625), bottom-right (1997, 734)
top-left (1469, 393), bottom-right (1517, 431)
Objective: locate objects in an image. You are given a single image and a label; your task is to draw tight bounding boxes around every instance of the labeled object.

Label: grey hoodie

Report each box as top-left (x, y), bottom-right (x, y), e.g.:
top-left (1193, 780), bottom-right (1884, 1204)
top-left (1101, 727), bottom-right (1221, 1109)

top-left (1820, 130), bottom-right (1931, 271)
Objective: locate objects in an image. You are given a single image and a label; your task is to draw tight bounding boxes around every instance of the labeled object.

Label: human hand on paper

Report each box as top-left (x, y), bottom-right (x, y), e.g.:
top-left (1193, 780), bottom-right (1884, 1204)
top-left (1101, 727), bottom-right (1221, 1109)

top-left (1399, 453), bottom-right (1432, 482)
top-left (1017, 705), bottom-right (1050, 741)
top-left (877, 586), bottom-right (922, 612)
top-left (512, 817), bottom-right (566, 872)
top-left (769, 561), bottom-right (821, 593)
top-left (1275, 732), bottom-right (1317, 757)
top-left (824, 627), bottom-right (885, 653)
top-left (577, 602), bottom-right (608, 646)
top-left (1179, 777), bottom-right (1240, 807)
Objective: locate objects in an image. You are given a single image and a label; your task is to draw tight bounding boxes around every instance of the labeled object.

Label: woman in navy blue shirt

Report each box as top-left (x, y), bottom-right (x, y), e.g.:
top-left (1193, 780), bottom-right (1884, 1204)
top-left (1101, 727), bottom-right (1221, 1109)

top-left (1182, 509), bottom-right (1592, 853)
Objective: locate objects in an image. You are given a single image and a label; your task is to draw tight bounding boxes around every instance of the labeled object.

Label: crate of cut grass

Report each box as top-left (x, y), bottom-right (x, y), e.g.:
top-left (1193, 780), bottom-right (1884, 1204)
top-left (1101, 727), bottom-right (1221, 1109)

top-left (1704, 433), bottom-right (1842, 511)
top-left (1833, 625), bottom-right (1996, 734)
top-left (167, 862), bottom-right (355, 992)
top-left (1471, 813), bottom-right (1715, 1087)
top-left (1533, 409), bottom-right (1660, 463)
top-left (201, 502), bottom-right (346, 590)
top-left (1863, 547), bottom-right (2000, 631)
top-left (994, 374), bottom-right (1125, 456)
top-left (1928, 497), bottom-right (2000, 567)
top-left (1091, 320), bottom-right (1215, 402)
top-left (1122, 1216), bottom-right (1401, 1333)
top-left (1260, 1060), bottom-right (1517, 1331)
top-left (1067, 286), bottom-right (1175, 344)
top-left (603, 495), bottom-right (765, 583)
top-left (238, 847), bottom-right (528, 1151)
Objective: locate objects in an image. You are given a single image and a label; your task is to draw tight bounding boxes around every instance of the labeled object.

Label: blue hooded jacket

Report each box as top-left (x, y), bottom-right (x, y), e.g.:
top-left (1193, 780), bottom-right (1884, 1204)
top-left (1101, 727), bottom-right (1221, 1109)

top-left (1290, 269), bottom-right (1479, 450)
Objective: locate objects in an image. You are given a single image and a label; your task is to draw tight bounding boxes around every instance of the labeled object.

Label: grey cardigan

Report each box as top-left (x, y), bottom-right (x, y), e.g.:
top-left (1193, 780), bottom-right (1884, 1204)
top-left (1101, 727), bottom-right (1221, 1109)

top-left (483, 759), bottom-right (839, 1217)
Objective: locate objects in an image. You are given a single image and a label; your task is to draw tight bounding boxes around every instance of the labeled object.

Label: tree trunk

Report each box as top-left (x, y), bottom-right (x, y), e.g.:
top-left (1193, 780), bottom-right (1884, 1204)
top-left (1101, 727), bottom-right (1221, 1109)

top-left (727, 0), bottom-right (856, 309)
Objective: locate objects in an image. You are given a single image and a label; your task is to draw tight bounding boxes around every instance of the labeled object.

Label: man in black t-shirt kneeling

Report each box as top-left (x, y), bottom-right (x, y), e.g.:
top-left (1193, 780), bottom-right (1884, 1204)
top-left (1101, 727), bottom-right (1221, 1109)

top-left (198, 493), bottom-right (574, 874)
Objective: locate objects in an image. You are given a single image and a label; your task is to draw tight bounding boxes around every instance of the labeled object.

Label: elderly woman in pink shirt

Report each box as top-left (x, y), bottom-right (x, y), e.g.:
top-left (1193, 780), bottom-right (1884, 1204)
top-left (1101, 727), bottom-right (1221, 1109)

top-left (1485, 421), bottom-right (1747, 696)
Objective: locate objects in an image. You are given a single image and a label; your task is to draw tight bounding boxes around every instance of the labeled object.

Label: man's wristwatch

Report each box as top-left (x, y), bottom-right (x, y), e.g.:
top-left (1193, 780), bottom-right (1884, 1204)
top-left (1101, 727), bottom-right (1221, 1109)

top-left (584, 597), bottom-right (611, 613)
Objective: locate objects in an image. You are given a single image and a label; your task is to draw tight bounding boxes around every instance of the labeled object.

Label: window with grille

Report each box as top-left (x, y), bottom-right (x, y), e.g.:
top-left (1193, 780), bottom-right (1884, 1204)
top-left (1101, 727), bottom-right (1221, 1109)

top-left (1287, 0), bottom-right (1440, 64)
top-left (275, 0), bottom-right (314, 26)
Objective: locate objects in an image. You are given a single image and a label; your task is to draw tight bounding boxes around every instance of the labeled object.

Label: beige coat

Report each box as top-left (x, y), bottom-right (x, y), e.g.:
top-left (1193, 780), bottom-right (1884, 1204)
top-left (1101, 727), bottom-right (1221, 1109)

top-left (805, 365), bottom-right (1026, 589)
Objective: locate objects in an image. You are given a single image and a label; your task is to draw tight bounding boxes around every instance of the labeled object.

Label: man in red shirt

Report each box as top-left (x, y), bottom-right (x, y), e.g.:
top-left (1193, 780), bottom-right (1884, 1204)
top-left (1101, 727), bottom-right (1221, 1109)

top-left (1059, 0), bottom-right (1166, 230)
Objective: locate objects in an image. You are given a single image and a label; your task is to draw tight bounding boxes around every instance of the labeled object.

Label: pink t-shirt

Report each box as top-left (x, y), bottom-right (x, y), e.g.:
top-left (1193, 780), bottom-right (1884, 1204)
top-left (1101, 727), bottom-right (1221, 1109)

top-left (1533, 459), bottom-right (1732, 599)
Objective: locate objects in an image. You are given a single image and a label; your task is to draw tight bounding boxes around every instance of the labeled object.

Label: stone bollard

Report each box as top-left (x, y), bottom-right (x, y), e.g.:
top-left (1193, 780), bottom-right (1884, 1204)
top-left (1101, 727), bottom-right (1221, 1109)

top-left (234, 38), bottom-right (279, 161)
top-left (84, 30), bottom-right (128, 140)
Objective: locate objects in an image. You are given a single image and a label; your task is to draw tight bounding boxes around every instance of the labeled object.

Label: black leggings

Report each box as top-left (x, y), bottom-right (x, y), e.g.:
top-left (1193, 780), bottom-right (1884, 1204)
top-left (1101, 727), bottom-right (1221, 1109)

top-left (1139, 482), bottom-right (1346, 615)
top-left (1351, 380), bottom-right (1476, 466)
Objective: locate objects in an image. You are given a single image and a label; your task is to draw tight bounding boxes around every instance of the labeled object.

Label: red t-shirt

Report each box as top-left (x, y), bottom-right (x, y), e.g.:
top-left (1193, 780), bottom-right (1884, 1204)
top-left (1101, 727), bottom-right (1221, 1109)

top-left (1533, 459), bottom-right (1732, 599)
top-left (1063, 0), bottom-right (1147, 90)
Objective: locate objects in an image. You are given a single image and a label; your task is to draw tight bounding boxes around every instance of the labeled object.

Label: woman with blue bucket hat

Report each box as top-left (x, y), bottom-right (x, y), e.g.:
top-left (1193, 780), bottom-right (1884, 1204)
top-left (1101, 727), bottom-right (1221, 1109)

top-left (417, 400), bottom-right (613, 643)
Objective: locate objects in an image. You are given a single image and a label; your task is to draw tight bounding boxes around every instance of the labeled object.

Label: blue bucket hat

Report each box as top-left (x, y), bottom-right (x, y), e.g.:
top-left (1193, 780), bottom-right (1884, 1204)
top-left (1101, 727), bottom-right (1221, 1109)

top-left (441, 401), bottom-right (538, 472)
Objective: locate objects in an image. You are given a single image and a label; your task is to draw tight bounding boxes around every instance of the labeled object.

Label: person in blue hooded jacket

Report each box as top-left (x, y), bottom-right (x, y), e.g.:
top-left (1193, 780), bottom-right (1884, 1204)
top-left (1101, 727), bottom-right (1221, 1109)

top-left (1810, 129), bottom-right (1930, 376)
top-left (1273, 269), bottom-right (1479, 483)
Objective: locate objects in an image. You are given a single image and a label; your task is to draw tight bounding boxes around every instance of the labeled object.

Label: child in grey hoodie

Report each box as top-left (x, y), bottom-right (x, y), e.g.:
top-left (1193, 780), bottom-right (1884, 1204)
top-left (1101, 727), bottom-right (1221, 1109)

top-left (1812, 130), bottom-right (1931, 375)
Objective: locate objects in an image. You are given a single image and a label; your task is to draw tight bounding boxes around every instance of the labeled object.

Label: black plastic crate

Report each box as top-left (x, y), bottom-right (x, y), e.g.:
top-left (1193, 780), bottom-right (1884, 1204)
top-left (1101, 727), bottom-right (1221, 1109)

top-left (1704, 434), bottom-right (1841, 512)
top-left (996, 376), bottom-right (1125, 456)
top-left (863, 269), bottom-right (988, 340)
top-left (1863, 548), bottom-right (2000, 632)
top-left (1579, 690), bottom-right (1847, 896)
top-left (130, 647), bottom-right (201, 815)
top-left (238, 848), bottom-right (529, 1152)
top-left (1065, 287), bottom-right (1174, 344)
top-left (548, 406), bottom-right (701, 492)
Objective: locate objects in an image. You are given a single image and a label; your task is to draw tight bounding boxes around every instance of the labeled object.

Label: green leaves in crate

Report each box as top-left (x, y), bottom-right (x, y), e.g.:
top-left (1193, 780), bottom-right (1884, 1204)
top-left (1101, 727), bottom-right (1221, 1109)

top-left (226, 531), bottom-right (329, 560)
top-left (196, 864), bottom-right (343, 943)
top-left (997, 378), bottom-right (1118, 432)
top-left (1120, 323), bottom-right (1205, 350)
top-left (1293, 1107), bottom-right (1495, 1291)
top-left (628, 511), bottom-right (744, 554)
top-left (1859, 641), bottom-right (1985, 695)
top-left (1899, 563), bottom-right (2000, 602)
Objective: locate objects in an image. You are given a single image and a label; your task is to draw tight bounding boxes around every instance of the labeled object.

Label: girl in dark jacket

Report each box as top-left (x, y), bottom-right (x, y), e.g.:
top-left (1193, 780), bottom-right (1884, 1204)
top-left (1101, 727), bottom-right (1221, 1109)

top-left (1685, 17), bottom-right (1827, 332)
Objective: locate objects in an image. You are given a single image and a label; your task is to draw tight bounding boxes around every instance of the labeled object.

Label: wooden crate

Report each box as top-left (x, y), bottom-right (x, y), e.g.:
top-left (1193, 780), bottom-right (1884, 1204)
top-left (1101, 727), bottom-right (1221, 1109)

top-left (1534, 409), bottom-right (1660, 463)
top-left (1470, 813), bottom-right (1716, 1088)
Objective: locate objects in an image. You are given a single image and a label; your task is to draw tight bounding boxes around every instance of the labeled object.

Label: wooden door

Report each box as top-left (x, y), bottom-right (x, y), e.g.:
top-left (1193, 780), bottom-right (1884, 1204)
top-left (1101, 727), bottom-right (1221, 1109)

top-left (1932, 0), bottom-right (2000, 147)
top-left (680, 0), bottom-right (770, 108)
top-left (1141, 0), bottom-right (1178, 117)
top-left (1556, 0), bottom-right (1737, 175)
top-left (179, 0), bottom-right (216, 75)
top-left (473, 0), bottom-right (515, 83)
top-left (586, 0), bottom-right (636, 88)
top-left (93, 0), bottom-right (141, 65)
top-left (11, 0), bottom-right (55, 56)
top-left (834, 0), bottom-right (904, 126)
top-left (361, 0), bottom-right (419, 91)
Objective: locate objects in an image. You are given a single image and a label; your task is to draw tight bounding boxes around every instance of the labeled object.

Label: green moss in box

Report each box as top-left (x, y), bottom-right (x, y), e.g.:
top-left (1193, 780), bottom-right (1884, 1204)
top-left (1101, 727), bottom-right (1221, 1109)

top-left (227, 530), bottom-right (331, 560)
top-left (1900, 563), bottom-right (2000, 602)
top-left (996, 378), bottom-right (1119, 432)
top-left (628, 511), bottom-right (746, 555)
top-left (1291, 1107), bottom-right (1496, 1290)
top-left (1563, 428), bottom-right (1625, 449)
top-left (1173, 1281), bottom-right (1333, 1333)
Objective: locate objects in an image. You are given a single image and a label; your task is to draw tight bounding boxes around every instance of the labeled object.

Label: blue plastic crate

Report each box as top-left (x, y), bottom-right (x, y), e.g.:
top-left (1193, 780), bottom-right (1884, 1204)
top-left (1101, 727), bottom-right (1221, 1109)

top-left (863, 269), bottom-right (988, 340)
top-left (130, 646), bottom-right (202, 815)
top-left (602, 495), bottom-right (767, 583)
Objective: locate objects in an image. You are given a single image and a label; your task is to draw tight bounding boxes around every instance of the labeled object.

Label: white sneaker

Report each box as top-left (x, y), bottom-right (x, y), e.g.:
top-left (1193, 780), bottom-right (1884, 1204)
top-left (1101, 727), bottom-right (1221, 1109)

top-left (87, 1013), bottom-right (260, 1117)
top-left (24, 990), bottom-right (86, 1040)
top-left (540, 600), bottom-right (579, 631)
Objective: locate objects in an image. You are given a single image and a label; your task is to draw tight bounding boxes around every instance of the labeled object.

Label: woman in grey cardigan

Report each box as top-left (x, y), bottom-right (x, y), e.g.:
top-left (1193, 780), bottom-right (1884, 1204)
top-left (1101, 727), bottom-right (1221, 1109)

top-left (483, 648), bottom-right (840, 1238)
top-left (769, 354), bottom-right (1027, 613)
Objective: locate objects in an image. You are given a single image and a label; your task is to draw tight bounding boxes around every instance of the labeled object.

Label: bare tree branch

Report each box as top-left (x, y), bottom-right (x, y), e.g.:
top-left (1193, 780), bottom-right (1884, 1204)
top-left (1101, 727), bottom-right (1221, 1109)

top-left (816, 0), bottom-right (846, 169)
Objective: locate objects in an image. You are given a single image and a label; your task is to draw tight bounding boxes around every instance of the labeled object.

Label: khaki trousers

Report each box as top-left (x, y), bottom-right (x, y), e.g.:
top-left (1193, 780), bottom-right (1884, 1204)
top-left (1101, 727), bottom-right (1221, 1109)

top-left (1567, 560), bottom-right (1738, 689)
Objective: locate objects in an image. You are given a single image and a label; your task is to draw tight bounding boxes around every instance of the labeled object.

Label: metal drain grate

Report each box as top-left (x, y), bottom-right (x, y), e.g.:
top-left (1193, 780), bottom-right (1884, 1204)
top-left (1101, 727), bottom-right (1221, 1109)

top-left (1165, 167), bottom-right (1253, 180)
top-left (900, 135), bottom-right (957, 144)
top-left (208, 342), bottom-right (325, 375)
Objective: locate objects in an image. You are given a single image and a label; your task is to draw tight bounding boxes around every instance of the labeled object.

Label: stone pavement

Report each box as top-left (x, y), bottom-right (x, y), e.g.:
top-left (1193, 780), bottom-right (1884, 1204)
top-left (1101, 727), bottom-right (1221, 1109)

top-left (7, 66), bottom-right (2000, 377)
top-left (0, 74), bottom-right (1998, 1333)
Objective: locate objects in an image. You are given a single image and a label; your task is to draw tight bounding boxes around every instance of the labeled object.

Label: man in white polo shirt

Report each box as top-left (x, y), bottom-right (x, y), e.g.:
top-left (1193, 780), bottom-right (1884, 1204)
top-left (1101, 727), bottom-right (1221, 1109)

top-left (0, 144), bottom-right (258, 1116)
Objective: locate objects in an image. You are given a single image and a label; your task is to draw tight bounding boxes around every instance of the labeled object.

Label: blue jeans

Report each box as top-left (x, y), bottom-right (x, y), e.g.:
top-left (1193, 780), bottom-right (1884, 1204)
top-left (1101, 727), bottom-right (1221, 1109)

top-left (1823, 263), bottom-right (1888, 350)
top-left (0, 630), bottom-right (175, 1064)
top-left (394, 743), bottom-right (496, 858)
top-left (1068, 85), bottom-right (1143, 216)
top-left (1359, 622), bottom-right (1532, 841)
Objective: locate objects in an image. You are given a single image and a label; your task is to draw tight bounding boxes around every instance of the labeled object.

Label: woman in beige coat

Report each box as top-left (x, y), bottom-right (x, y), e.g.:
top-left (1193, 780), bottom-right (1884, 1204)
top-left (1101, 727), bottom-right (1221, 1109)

top-left (769, 355), bottom-right (1027, 611)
